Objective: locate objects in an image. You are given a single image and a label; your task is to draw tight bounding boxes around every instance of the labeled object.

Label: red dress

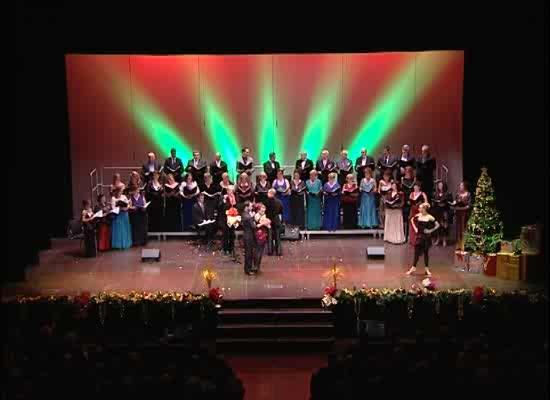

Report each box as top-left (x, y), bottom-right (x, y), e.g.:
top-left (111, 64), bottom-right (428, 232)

top-left (408, 192), bottom-right (425, 246)
top-left (94, 204), bottom-right (111, 251)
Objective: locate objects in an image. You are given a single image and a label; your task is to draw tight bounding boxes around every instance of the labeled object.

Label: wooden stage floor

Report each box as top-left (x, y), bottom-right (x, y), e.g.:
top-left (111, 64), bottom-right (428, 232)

top-left (3, 237), bottom-right (533, 299)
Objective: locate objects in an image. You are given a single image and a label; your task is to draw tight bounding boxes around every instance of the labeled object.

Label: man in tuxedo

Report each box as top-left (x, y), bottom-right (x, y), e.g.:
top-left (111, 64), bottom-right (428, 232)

top-left (142, 152), bottom-right (162, 183)
top-left (192, 193), bottom-right (216, 249)
top-left (164, 148), bottom-right (184, 182)
top-left (315, 149), bottom-right (335, 184)
top-left (236, 147), bottom-right (254, 176)
top-left (398, 144), bottom-right (416, 178)
top-left (241, 201), bottom-right (257, 275)
top-left (209, 152), bottom-right (228, 186)
top-left (336, 149), bottom-right (353, 186)
top-left (263, 152), bottom-right (280, 183)
top-left (265, 189), bottom-right (283, 256)
top-left (376, 146), bottom-right (398, 181)
top-left (415, 145), bottom-right (436, 201)
top-left (186, 150), bottom-right (208, 187)
top-left (295, 151), bottom-right (314, 181)
top-left (354, 148), bottom-right (375, 182)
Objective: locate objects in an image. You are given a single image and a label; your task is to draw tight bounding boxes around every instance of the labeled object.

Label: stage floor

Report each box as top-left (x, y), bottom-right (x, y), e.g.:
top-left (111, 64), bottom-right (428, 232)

top-left (3, 237), bottom-right (534, 299)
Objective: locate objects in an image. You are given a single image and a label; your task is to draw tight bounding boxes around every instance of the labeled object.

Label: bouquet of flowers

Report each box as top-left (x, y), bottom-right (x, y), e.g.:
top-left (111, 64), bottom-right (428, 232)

top-left (226, 207), bottom-right (241, 228)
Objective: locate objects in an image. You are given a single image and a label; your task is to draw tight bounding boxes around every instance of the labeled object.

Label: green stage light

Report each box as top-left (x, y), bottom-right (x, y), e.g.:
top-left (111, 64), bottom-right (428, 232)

top-left (258, 74), bottom-right (284, 166)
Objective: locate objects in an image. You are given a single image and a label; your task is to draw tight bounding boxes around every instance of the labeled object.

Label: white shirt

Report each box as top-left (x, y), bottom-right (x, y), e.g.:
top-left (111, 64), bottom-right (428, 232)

top-left (301, 160), bottom-right (306, 169)
top-left (361, 157), bottom-right (366, 166)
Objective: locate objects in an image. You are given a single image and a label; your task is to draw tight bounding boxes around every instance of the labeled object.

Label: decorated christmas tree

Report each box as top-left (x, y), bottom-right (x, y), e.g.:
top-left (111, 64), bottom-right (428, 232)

top-left (464, 167), bottom-right (503, 255)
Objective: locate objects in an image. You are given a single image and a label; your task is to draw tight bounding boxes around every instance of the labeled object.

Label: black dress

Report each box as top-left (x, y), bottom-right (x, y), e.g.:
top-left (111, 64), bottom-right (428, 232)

top-left (289, 179), bottom-right (306, 228)
top-left (254, 181), bottom-right (271, 205)
top-left (431, 191), bottom-right (453, 233)
top-left (82, 209), bottom-right (97, 258)
top-left (129, 193), bottom-right (149, 246)
top-left (401, 177), bottom-right (415, 239)
top-left (146, 181), bottom-right (164, 232)
top-left (236, 182), bottom-right (254, 211)
top-left (163, 182), bottom-right (181, 232)
top-left (202, 182), bottom-right (221, 222)
top-left (341, 183), bottom-right (359, 229)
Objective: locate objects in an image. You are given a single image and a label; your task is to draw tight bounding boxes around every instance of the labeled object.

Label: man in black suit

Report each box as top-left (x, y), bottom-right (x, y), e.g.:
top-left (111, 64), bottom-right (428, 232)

top-left (241, 201), bottom-right (257, 275)
top-left (336, 149), bottom-right (353, 186)
top-left (376, 146), bottom-right (398, 181)
top-left (398, 144), bottom-right (416, 178)
top-left (416, 145), bottom-right (436, 201)
top-left (263, 152), bottom-right (280, 183)
top-left (295, 151), bottom-right (314, 181)
top-left (236, 147), bottom-right (254, 176)
top-left (192, 193), bottom-right (216, 249)
top-left (142, 152), bottom-right (162, 183)
top-left (315, 149), bottom-right (335, 184)
top-left (265, 189), bottom-right (283, 256)
top-left (186, 150), bottom-right (208, 187)
top-left (209, 152), bottom-right (228, 186)
top-left (354, 148), bottom-right (375, 182)
top-left (164, 148), bottom-right (184, 182)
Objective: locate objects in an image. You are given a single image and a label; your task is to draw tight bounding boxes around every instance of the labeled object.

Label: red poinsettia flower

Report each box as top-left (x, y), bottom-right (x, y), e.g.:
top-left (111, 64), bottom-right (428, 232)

top-left (209, 287), bottom-right (222, 303)
top-left (75, 291), bottom-right (91, 307)
top-left (324, 286), bottom-right (337, 296)
top-left (473, 286), bottom-right (484, 304)
top-left (226, 207), bottom-right (239, 217)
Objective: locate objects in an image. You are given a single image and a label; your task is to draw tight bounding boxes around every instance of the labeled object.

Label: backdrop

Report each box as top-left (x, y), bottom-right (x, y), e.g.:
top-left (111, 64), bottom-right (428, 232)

top-left (66, 51), bottom-right (464, 215)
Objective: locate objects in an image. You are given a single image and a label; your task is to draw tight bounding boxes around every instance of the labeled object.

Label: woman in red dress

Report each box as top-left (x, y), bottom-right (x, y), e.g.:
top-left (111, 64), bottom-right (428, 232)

top-left (93, 194), bottom-right (111, 251)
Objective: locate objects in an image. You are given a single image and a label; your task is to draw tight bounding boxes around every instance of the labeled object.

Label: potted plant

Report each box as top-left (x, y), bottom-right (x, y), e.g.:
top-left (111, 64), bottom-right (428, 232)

top-left (464, 168), bottom-right (503, 275)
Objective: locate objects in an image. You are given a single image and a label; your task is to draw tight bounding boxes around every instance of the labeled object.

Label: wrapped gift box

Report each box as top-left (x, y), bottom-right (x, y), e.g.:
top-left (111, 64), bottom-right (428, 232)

top-left (484, 254), bottom-right (497, 276)
top-left (496, 252), bottom-right (522, 281)
top-left (454, 251), bottom-right (470, 271)
top-left (500, 240), bottom-right (513, 253)
top-left (521, 252), bottom-right (544, 283)
top-left (467, 254), bottom-right (484, 274)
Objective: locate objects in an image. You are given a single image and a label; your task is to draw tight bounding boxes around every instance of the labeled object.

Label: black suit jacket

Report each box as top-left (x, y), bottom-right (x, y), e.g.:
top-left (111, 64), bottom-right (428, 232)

top-left (186, 159), bottom-right (208, 180)
top-left (295, 159), bottom-right (314, 180)
top-left (354, 156), bottom-right (375, 178)
top-left (376, 155), bottom-right (398, 173)
top-left (315, 159), bottom-right (336, 183)
top-left (142, 160), bottom-right (162, 181)
top-left (209, 160), bottom-right (228, 184)
top-left (192, 202), bottom-right (214, 226)
top-left (164, 157), bottom-right (184, 179)
top-left (241, 212), bottom-right (257, 242)
top-left (263, 160), bottom-right (280, 181)
top-left (265, 197), bottom-right (283, 227)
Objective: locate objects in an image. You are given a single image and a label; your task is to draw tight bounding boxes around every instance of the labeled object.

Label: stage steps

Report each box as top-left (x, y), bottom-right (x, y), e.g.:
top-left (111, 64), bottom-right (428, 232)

top-left (216, 298), bottom-right (335, 353)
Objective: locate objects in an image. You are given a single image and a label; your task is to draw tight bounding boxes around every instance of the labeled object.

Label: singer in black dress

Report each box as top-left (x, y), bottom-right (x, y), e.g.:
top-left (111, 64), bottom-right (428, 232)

top-left (431, 180), bottom-right (453, 247)
top-left (406, 203), bottom-right (440, 276)
top-left (289, 170), bottom-right (306, 228)
top-left (341, 174), bottom-right (359, 229)
top-left (163, 174), bottom-right (181, 232)
top-left (201, 172), bottom-right (221, 222)
top-left (254, 171), bottom-right (271, 205)
top-left (81, 200), bottom-right (97, 258)
top-left (146, 171), bottom-right (164, 232)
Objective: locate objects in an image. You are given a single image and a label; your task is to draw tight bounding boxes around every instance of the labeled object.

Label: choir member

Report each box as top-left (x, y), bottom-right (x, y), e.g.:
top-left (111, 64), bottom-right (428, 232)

top-left (316, 149), bottom-right (336, 184)
top-left (408, 182), bottom-right (429, 246)
top-left (358, 167), bottom-right (378, 229)
top-left (128, 184), bottom-right (148, 247)
top-left (355, 148), bottom-right (375, 182)
top-left (163, 173), bottom-right (181, 232)
top-left (384, 181), bottom-right (406, 244)
top-left (451, 181), bottom-right (471, 251)
top-left (265, 189), bottom-right (283, 256)
top-left (180, 173), bottom-right (199, 231)
top-left (416, 145), bottom-right (436, 201)
top-left (201, 173), bottom-right (220, 220)
top-left (306, 170), bottom-right (323, 230)
top-left (81, 200), bottom-right (97, 257)
top-left (273, 169), bottom-right (291, 223)
top-left (164, 148), bottom-right (184, 183)
top-left (186, 150), bottom-right (208, 188)
top-left (236, 173), bottom-right (254, 210)
top-left (219, 172), bottom-right (234, 196)
top-left (341, 174), bottom-right (359, 229)
top-left (94, 194), bottom-right (111, 252)
top-left (253, 203), bottom-right (271, 273)
top-left (110, 187), bottom-right (132, 249)
top-left (289, 170), bottom-right (307, 228)
top-left (263, 152), bottom-right (280, 183)
top-left (406, 203), bottom-right (440, 276)
top-left (322, 172), bottom-right (341, 231)
top-left (221, 186), bottom-right (238, 256)
top-left (126, 171), bottom-right (144, 195)
top-left (376, 146), bottom-right (398, 181)
top-left (336, 150), bottom-right (353, 186)
top-left (295, 151), bottom-right (314, 181)
top-left (431, 180), bottom-right (453, 247)
top-left (192, 192), bottom-right (216, 249)
top-left (209, 152), bottom-right (228, 186)
top-left (254, 171), bottom-right (271, 204)
top-left (110, 173), bottom-right (125, 196)
top-left (401, 166), bottom-right (415, 240)
top-left (377, 170), bottom-right (393, 227)
top-left (236, 147), bottom-right (254, 176)
top-left (141, 152), bottom-right (162, 183)
top-left (241, 201), bottom-right (257, 275)
top-left (146, 171), bottom-right (164, 233)
top-left (398, 144), bottom-right (416, 178)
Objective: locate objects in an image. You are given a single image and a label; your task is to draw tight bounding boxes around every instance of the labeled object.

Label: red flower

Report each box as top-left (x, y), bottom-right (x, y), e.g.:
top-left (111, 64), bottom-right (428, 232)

top-left (324, 286), bottom-right (337, 296)
top-left (226, 207), bottom-right (239, 217)
top-left (75, 291), bottom-right (91, 307)
top-left (209, 287), bottom-right (222, 303)
top-left (473, 286), bottom-right (484, 303)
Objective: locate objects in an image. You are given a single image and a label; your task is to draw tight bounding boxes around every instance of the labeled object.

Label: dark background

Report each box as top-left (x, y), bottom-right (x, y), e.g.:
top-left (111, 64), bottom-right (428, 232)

top-left (14, 4), bottom-right (547, 281)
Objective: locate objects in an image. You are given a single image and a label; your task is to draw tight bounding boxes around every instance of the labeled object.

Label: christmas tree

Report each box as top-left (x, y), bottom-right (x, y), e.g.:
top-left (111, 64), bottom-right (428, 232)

top-left (464, 167), bottom-right (503, 255)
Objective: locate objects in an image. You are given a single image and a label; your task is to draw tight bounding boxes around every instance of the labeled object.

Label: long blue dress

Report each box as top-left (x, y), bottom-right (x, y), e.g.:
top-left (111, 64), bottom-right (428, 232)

top-left (306, 179), bottom-right (322, 230)
top-left (273, 178), bottom-right (291, 223)
top-left (359, 178), bottom-right (378, 228)
top-left (181, 182), bottom-right (199, 231)
top-left (322, 181), bottom-right (341, 231)
top-left (111, 195), bottom-right (132, 249)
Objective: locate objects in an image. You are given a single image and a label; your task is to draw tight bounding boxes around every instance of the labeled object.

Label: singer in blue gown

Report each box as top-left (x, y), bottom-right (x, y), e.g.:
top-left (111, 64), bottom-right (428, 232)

top-left (322, 173), bottom-right (341, 231)
top-left (358, 168), bottom-right (378, 228)
top-left (110, 188), bottom-right (132, 249)
top-left (306, 170), bottom-right (322, 230)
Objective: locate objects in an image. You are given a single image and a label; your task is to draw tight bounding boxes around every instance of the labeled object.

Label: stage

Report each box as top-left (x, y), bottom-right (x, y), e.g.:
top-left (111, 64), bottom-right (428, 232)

top-left (3, 237), bottom-right (535, 300)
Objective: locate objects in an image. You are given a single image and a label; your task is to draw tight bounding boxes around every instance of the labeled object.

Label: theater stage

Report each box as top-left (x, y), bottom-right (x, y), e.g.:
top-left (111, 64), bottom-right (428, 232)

top-left (4, 237), bottom-right (534, 299)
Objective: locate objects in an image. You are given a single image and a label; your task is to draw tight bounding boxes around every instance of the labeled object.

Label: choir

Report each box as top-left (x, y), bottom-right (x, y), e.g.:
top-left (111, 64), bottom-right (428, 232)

top-left (80, 146), bottom-right (471, 270)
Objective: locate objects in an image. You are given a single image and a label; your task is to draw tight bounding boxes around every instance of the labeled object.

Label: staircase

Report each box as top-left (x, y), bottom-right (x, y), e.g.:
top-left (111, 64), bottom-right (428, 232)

top-left (216, 298), bottom-right (335, 353)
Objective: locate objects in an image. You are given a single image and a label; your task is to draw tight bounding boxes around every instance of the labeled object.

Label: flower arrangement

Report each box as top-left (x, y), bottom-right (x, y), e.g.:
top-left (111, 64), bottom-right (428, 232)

top-left (323, 257), bottom-right (343, 289)
top-left (202, 268), bottom-right (217, 289)
top-left (226, 207), bottom-right (241, 228)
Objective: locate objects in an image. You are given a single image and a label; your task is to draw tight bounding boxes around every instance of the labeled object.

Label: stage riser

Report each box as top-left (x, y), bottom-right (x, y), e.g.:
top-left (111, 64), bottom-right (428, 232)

top-left (219, 311), bottom-right (333, 325)
top-left (222, 299), bottom-right (323, 309)
top-left (217, 324), bottom-right (334, 339)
